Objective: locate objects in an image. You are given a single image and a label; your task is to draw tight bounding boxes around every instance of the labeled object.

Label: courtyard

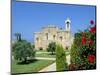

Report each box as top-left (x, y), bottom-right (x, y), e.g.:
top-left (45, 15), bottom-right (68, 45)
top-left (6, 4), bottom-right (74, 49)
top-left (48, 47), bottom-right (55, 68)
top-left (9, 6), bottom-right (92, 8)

top-left (12, 50), bottom-right (70, 74)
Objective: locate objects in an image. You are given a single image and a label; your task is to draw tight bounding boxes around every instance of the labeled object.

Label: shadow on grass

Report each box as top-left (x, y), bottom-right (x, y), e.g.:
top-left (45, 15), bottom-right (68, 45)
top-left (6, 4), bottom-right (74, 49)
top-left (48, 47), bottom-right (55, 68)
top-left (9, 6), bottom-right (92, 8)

top-left (17, 59), bottom-right (38, 65)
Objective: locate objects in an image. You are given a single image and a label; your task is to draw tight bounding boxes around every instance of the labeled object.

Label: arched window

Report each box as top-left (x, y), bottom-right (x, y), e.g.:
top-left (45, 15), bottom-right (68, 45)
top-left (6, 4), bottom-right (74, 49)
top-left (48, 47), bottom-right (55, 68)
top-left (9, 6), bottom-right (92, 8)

top-left (60, 36), bottom-right (63, 41)
top-left (36, 37), bottom-right (39, 42)
top-left (46, 33), bottom-right (48, 40)
top-left (66, 46), bottom-right (68, 50)
top-left (53, 35), bottom-right (56, 40)
top-left (67, 21), bottom-right (69, 28)
top-left (67, 24), bottom-right (69, 28)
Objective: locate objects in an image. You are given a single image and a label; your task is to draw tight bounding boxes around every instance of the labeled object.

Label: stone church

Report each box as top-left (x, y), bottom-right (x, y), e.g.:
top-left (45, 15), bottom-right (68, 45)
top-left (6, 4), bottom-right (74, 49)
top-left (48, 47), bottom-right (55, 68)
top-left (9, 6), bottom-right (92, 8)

top-left (34, 18), bottom-right (74, 50)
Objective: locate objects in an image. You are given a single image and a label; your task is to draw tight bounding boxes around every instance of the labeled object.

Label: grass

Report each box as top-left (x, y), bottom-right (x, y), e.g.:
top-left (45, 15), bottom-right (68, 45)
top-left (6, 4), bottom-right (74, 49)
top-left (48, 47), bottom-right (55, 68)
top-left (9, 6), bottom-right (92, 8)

top-left (35, 53), bottom-right (56, 58)
top-left (12, 59), bottom-right (54, 74)
top-left (36, 50), bottom-right (47, 52)
top-left (35, 51), bottom-right (70, 58)
top-left (65, 52), bottom-right (70, 55)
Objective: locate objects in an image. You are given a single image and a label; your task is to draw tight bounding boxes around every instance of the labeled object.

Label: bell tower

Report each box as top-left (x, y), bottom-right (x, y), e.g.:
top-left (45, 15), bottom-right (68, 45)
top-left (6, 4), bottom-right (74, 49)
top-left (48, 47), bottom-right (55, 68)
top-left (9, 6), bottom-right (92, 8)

top-left (65, 18), bottom-right (71, 31)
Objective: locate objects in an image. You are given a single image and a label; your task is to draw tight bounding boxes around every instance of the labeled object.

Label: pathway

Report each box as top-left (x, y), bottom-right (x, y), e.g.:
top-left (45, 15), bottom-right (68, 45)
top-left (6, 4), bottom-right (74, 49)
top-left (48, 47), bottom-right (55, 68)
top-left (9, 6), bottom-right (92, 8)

top-left (38, 55), bottom-right (70, 72)
top-left (36, 51), bottom-right (69, 54)
top-left (34, 57), bottom-right (55, 60)
top-left (39, 62), bottom-right (56, 72)
top-left (36, 52), bottom-right (50, 54)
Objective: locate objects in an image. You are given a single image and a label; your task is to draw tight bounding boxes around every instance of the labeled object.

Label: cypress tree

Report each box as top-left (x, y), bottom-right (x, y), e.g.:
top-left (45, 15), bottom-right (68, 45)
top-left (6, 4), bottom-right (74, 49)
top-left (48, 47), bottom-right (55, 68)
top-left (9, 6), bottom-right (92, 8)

top-left (56, 44), bottom-right (67, 71)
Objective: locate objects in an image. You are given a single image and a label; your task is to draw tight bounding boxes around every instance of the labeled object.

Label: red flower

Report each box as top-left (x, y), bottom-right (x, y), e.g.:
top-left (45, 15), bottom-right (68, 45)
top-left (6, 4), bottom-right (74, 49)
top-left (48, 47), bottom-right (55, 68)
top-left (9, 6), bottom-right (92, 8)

top-left (82, 37), bottom-right (86, 45)
top-left (88, 38), bottom-right (93, 45)
top-left (90, 20), bottom-right (94, 25)
top-left (88, 55), bottom-right (95, 63)
top-left (90, 26), bottom-right (96, 33)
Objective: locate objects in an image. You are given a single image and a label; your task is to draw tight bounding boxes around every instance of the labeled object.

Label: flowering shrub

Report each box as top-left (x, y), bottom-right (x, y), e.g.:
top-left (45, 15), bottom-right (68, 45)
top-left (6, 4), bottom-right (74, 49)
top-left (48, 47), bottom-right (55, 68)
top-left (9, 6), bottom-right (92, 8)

top-left (70, 20), bottom-right (96, 70)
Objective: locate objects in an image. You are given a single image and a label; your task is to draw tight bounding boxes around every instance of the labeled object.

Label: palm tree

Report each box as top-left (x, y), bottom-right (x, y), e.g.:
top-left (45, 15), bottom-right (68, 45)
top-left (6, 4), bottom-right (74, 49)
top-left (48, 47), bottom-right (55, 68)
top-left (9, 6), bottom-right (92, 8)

top-left (14, 33), bottom-right (21, 41)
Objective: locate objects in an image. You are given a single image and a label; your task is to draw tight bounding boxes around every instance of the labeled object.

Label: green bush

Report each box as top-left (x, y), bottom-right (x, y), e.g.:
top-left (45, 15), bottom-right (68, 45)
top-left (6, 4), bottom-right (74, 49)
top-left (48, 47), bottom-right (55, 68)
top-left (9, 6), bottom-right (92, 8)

top-left (47, 42), bottom-right (56, 55)
top-left (56, 44), bottom-right (67, 71)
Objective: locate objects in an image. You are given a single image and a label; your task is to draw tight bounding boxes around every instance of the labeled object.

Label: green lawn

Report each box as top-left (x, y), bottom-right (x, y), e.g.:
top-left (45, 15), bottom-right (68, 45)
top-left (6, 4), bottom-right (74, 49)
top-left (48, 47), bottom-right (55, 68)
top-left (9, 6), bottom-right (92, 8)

top-left (35, 51), bottom-right (70, 58)
top-left (35, 53), bottom-right (56, 58)
top-left (66, 52), bottom-right (70, 55)
top-left (36, 50), bottom-right (47, 52)
top-left (12, 59), bottom-right (54, 74)
top-left (36, 49), bottom-right (70, 52)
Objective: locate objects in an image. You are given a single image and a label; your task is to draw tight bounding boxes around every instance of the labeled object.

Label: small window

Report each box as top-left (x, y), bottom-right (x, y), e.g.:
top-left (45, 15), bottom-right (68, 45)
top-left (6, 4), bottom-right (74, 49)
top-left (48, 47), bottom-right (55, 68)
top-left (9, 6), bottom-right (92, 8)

top-left (66, 46), bottom-right (68, 50)
top-left (60, 36), bottom-right (63, 41)
top-left (36, 37), bottom-right (39, 41)
top-left (39, 47), bottom-right (43, 50)
top-left (46, 33), bottom-right (48, 40)
top-left (67, 21), bottom-right (69, 24)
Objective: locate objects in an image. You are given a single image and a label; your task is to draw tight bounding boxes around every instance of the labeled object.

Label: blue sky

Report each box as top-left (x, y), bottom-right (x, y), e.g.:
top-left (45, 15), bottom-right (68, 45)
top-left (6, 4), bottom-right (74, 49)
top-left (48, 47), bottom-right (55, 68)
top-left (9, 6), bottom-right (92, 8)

top-left (12, 1), bottom-right (96, 43)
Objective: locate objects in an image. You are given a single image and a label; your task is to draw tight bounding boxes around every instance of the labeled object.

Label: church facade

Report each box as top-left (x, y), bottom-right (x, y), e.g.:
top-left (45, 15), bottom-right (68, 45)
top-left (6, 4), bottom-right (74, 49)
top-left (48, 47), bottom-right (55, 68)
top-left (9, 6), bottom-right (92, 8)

top-left (34, 18), bottom-right (74, 50)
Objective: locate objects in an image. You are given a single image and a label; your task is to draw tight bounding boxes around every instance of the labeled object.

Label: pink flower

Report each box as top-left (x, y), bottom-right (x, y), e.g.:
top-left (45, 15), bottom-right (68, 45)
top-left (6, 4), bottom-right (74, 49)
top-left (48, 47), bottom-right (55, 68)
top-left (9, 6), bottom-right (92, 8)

top-left (90, 20), bottom-right (94, 25)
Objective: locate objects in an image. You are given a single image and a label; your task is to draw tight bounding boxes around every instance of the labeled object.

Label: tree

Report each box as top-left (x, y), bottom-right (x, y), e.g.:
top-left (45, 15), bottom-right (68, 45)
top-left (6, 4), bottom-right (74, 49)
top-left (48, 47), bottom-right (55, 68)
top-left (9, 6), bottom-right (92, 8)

top-left (14, 33), bottom-right (21, 41)
top-left (56, 44), bottom-right (67, 71)
top-left (13, 40), bottom-right (35, 63)
top-left (47, 42), bottom-right (56, 55)
top-left (32, 44), bottom-right (35, 49)
top-left (69, 43), bottom-right (80, 70)
top-left (70, 33), bottom-right (82, 65)
top-left (70, 44), bottom-right (79, 64)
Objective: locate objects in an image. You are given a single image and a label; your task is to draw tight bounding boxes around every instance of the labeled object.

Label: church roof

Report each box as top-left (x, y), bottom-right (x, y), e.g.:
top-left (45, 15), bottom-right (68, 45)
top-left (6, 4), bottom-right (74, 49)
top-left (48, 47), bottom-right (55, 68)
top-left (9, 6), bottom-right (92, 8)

top-left (58, 29), bottom-right (70, 32)
top-left (42, 25), bottom-right (57, 29)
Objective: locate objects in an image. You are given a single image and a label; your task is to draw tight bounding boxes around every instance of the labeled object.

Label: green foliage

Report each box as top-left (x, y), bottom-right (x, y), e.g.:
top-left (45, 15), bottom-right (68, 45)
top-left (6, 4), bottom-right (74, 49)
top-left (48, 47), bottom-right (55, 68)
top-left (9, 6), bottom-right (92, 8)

top-left (74, 33), bottom-right (82, 47)
top-left (70, 44), bottom-right (79, 64)
top-left (32, 44), bottom-right (35, 49)
top-left (70, 33), bottom-right (84, 70)
top-left (56, 44), bottom-right (67, 71)
top-left (13, 40), bottom-right (35, 63)
top-left (47, 42), bottom-right (56, 55)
